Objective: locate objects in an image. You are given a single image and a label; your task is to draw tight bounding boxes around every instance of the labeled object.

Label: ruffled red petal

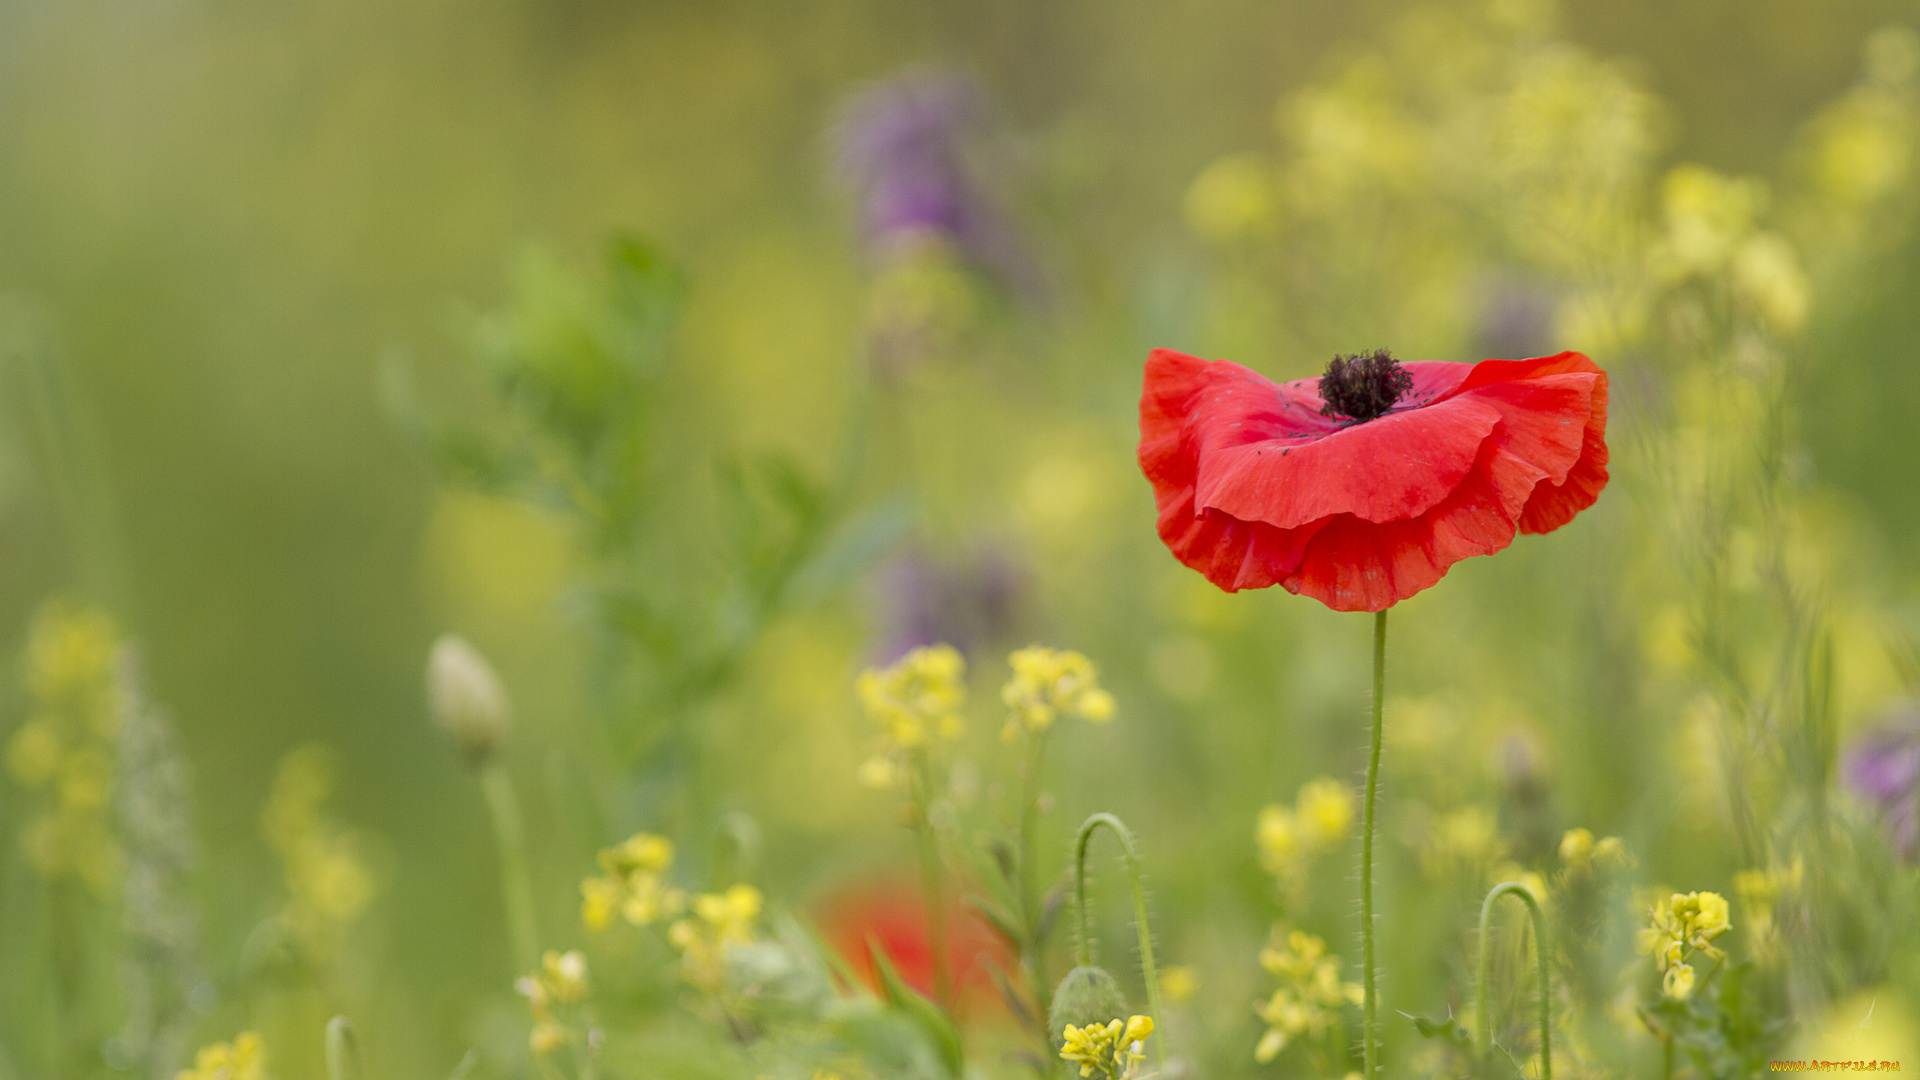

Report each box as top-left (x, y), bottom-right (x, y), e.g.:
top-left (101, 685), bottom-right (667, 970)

top-left (1138, 348), bottom-right (1609, 609)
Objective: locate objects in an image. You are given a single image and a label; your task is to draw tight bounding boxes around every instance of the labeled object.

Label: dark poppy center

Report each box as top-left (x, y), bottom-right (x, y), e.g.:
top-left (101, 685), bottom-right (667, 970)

top-left (1319, 349), bottom-right (1413, 423)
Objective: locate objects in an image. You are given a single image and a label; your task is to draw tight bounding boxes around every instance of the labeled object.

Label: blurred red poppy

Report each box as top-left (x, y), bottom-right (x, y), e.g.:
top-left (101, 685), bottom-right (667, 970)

top-left (1138, 348), bottom-right (1608, 611)
top-left (817, 879), bottom-right (1010, 1008)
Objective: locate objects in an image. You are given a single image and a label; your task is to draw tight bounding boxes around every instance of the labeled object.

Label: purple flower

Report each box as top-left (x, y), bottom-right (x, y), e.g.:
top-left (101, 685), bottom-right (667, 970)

top-left (869, 541), bottom-right (1026, 664)
top-left (1475, 274), bottom-right (1561, 362)
top-left (833, 70), bottom-right (1030, 283)
top-left (1842, 705), bottom-right (1920, 861)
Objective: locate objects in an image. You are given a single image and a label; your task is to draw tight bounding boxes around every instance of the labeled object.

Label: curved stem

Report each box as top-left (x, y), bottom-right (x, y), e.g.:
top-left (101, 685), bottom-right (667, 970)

top-left (325, 1016), bottom-right (363, 1080)
top-left (478, 762), bottom-right (541, 974)
top-left (1361, 609), bottom-right (1387, 1078)
top-left (1073, 813), bottom-right (1166, 1065)
top-left (1475, 882), bottom-right (1551, 1080)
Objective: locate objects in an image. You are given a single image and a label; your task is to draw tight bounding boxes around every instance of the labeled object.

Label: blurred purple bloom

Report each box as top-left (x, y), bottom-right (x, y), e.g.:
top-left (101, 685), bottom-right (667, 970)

top-left (1476, 275), bottom-right (1560, 361)
top-left (1842, 705), bottom-right (1920, 861)
top-left (870, 541), bottom-right (1026, 664)
top-left (834, 70), bottom-right (1030, 283)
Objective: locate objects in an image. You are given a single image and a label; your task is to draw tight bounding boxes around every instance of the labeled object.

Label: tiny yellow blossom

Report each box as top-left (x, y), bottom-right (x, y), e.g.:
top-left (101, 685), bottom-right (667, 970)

top-left (518, 952), bottom-right (591, 1055)
top-left (6, 718), bottom-right (63, 788)
top-left (580, 831), bottom-right (685, 931)
top-left (1638, 891), bottom-right (1732, 998)
top-left (858, 645), bottom-right (967, 749)
top-left (854, 645), bottom-right (967, 788)
top-left (175, 1032), bottom-right (266, 1080)
top-left (1002, 646), bottom-right (1115, 740)
top-left (542, 950), bottom-right (590, 1002)
top-left (1160, 964), bottom-right (1200, 1004)
top-left (1059, 1015), bottom-right (1154, 1079)
top-left (1256, 803), bottom-right (1301, 878)
top-left (260, 746), bottom-right (373, 958)
top-left (1559, 828), bottom-right (1627, 878)
top-left (1558, 827), bottom-right (1593, 864)
top-left (1254, 927), bottom-right (1361, 1061)
top-left (9, 601), bottom-right (126, 894)
top-left (1296, 778), bottom-right (1355, 848)
top-left (528, 1020), bottom-right (568, 1054)
top-left (669, 883), bottom-right (763, 992)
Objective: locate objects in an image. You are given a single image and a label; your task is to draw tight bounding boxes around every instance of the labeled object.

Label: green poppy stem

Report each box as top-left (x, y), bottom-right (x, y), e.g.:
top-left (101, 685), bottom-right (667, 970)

top-left (478, 762), bottom-right (540, 975)
top-left (1475, 882), bottom-right (1551, 1080)
top-left (1073, 813), bottom-right (1166, 1065)
top-left (1361, 609), bottom-right (1387, 1078)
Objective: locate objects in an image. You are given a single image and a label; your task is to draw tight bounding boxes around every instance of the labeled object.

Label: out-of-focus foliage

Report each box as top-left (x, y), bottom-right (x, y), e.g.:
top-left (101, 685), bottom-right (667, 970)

top-left (5, 0), bottom-right (1920, 1077)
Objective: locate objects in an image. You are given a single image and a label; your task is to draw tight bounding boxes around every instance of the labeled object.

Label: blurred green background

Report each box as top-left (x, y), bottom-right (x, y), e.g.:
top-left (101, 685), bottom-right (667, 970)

top-left (5, 0), bottom-right (1920, 1076)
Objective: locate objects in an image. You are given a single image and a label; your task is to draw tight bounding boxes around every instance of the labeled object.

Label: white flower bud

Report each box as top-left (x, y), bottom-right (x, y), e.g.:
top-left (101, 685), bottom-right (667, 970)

top-left (426, 634), bottom-right (511, 767)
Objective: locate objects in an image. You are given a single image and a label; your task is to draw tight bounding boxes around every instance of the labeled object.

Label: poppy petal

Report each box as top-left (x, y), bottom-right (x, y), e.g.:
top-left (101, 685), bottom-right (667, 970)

top-left (1283, 441), bottom-right (1547, 611)
top-left (1517, 371), bottom-right (1609, 534)
top-left (1197, 394), bottom-right (1502, 530)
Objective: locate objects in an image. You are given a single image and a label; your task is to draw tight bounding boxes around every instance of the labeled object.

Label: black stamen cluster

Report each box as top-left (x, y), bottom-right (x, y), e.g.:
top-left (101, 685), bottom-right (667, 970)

top-left (1319, 349), bottom-right (1413, 422)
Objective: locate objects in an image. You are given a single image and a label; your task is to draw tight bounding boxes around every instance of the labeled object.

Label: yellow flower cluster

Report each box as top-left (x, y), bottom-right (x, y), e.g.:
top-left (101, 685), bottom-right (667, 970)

top-left (1254, 928), bottom-right (1362, 1063)
top-left (667, 883), bottom-right (762, 993)
top-left (1558, 827), bottom-right (1627, 877)
top-left (259, 745), bottom-right (373, 958)
top-left (1734, 860), bottom-right (1801, 966)
top-left (1002, 646), bottom-right (1115, 741)
top-left (1418, 805), bottom-right (1509, 879)
top-left (1059, 1015), bottom-right (1154, 1080)
top-left (580, 832), bottom-right (685, 931)
top-left (1638, 891), bottom-right (1732, 999)
top-left (1256, 777), bottom-right (1355, 889)
top-left (517, 949), bottom-right (590, 1055)
top-left (855, 644), bottom-right (966, 788)
top-left (175, 1032), bottom-right (265, 1080)
top-left (6, 601), bottom-right (124, 893)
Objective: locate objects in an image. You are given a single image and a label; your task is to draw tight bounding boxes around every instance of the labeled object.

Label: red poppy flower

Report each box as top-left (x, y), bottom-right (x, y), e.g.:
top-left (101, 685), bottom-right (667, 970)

top-left (817, 878), bottom-right (1010, 1008)
top-left (1138, 348), bottom-right (1608, 611)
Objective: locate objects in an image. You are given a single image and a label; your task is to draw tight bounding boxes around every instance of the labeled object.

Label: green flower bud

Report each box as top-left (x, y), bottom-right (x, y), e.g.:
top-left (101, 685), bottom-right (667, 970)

top-left (426, 634), bottom-right (511, 767)
top-left (1049, 964), bottom-right (1128, 1044)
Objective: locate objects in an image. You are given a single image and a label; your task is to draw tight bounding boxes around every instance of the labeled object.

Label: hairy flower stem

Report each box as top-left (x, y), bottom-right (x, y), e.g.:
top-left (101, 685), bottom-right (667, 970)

top-left (1074, 813), bottom-right (1166, 1065)
top-left (1019, 727), bottom-right (1053, 1017)
top-left (910, 750), bottom-right (952, 1004)
top-left (1475, 882), bottom-right (1551, 1080)
top-left (325, 1016), bottom-right (363, 1080)
top-left (478, 762), bottom-right (540, 974)
top-left (1361, 609), bottom-right (1387, 1078)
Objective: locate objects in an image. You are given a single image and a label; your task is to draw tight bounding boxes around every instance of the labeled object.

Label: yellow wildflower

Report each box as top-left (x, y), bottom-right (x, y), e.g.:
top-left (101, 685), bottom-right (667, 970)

top-left (858, 645), bottom-right (967, 748)
top-left (1254, 928), bottom-right (1361, 1062)
top-left (1559, 828), bottom-right (1627, 878)
top-left (1258, 776), bottom-right (1357, 893)
top-left (8, 601), bottom-right (125, 893)
top-left (668, 883), bottom-right (763, 992)
top-left (1160, 964), bottom-right (1200, 1004)
top-left (1256, 804), bottom-right (1300, 875)
top-left (517, 951), bottom-right (590, 1055)
top-left (1059, 1015), bottom-right (1154, 1079)
top-left (854, 646), bottom-right (966, 788)
top-left (1296, 777), bottom-right (1355, 848)
top-left (1002, 646), bottom-right (1115, 740)
top-left (580, 831), bottom-right (685, 931)
top-left (175, 1032), bottom-right (266, 1080)
top-left (1420, 805), bottom-right (1507, 878)
top-left (260, 746), bottom-right (373, 958)
top-left (1734, 860), bottom-right (1800, 966)
top-left (1638, 891), bottom-right (1732, 998)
